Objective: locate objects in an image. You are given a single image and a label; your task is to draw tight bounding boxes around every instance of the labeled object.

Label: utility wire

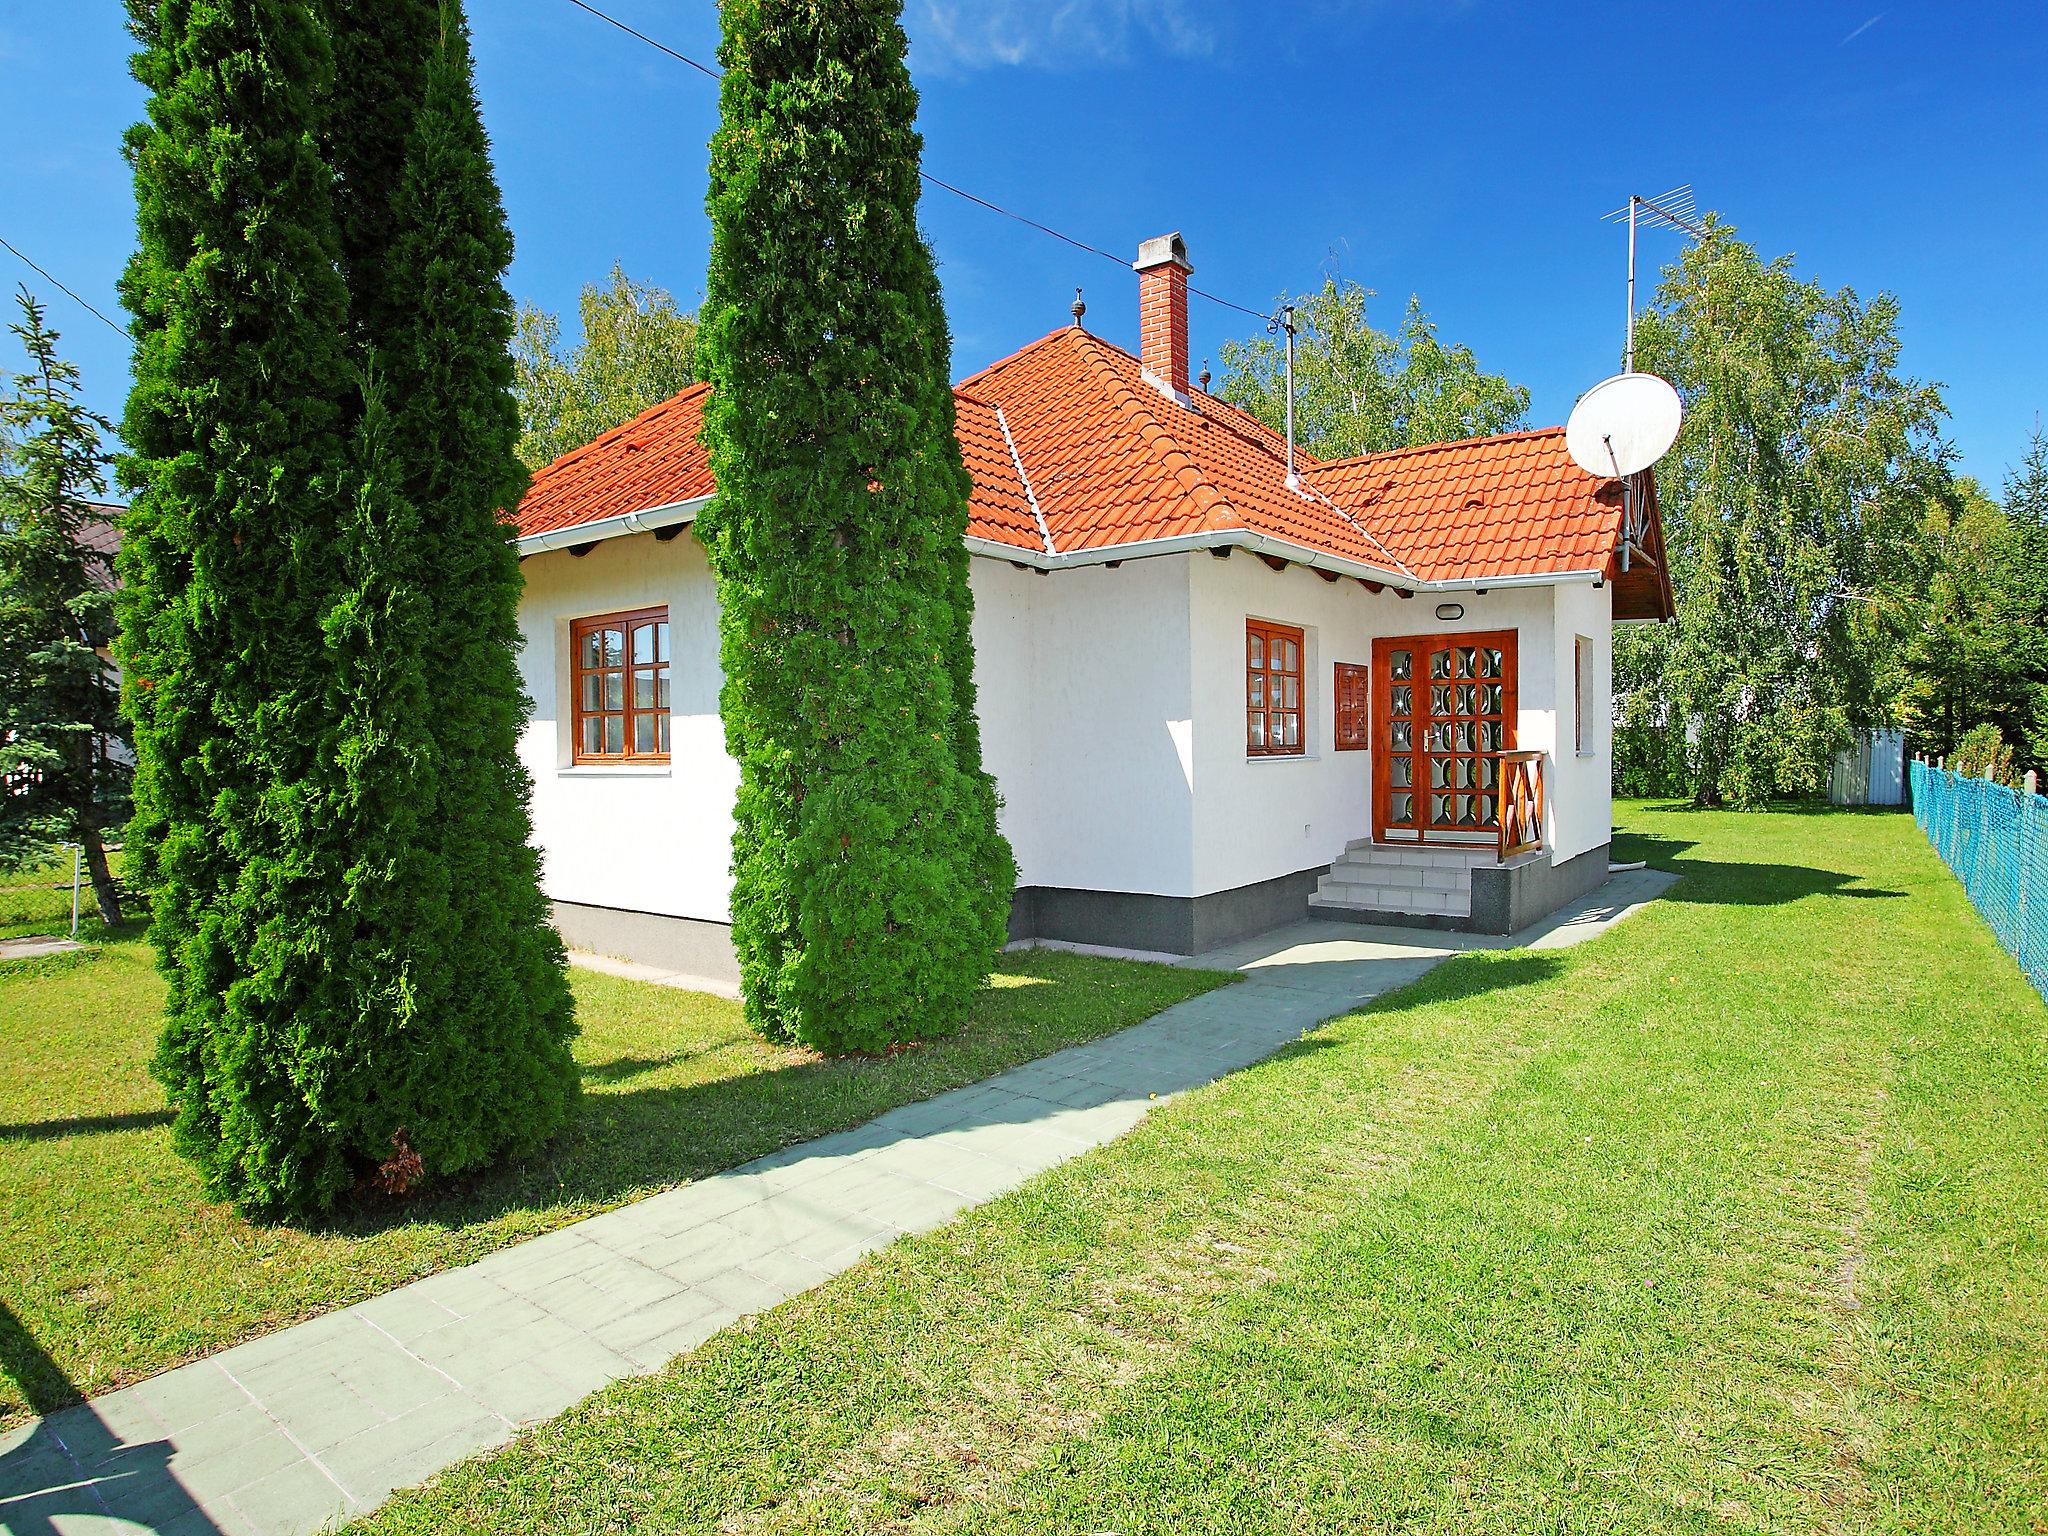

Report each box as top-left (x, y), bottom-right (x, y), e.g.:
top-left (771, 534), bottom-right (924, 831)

top-left (559, 0), bottom-right (1276, 323)
top-left (2, 5), bottom-right (1278, 346)
top-left (0, 234), bottom-right (127, 339)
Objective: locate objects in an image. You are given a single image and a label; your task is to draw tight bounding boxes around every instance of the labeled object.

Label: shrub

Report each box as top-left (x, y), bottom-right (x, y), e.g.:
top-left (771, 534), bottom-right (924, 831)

top-left (1951, 723), bottom-right (2019, 787)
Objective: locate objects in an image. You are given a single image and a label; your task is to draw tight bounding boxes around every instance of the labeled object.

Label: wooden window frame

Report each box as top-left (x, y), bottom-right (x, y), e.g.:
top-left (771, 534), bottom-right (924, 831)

top-left (1333, 661), bottom-right (1370, 751)
top-left (1245, 618), bottom-right (1306, 757)
top-left (570, 605), bottom-right (671, 764)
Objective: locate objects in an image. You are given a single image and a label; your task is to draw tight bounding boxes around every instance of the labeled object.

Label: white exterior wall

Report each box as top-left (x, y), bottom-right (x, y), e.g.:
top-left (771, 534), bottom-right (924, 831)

top-left (517, 535), bottom-right (1198, 924)
top-left (518, 534), bottom-right (737, 923)
top-left (1186, 553), bottom-right (1592, 895)
top-left (970, 557), bottom-right (1195, 898)
top-left (1546, 578), bottom-right (1615, 863)
top-left (514, 530), bottom-right (1611, 924)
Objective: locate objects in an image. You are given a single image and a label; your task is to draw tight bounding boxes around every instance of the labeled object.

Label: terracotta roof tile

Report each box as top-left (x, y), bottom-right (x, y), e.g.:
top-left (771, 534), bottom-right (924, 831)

top-left (512, 327), bottom-right (1655, 604)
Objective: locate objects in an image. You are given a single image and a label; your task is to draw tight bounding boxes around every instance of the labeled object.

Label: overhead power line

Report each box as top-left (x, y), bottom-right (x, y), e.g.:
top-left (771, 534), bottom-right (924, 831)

top-left (559, 0), bottom-right (1275, 323)
top-left (0, 234), bottom-right (127, 339)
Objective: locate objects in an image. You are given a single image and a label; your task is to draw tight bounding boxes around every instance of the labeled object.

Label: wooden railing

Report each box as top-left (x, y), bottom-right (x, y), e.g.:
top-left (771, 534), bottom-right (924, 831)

top-left (1497, 750), bottom-right (1544, 861)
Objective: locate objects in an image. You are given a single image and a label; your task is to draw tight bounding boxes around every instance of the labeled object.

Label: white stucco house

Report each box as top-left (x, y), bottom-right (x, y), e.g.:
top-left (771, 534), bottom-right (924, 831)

top-left (510, 234), bottom-right (1674, 985)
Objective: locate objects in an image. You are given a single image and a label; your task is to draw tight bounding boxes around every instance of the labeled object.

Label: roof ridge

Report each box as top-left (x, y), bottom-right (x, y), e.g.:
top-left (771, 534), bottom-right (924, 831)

top-left (954, 326), bottom-right (1084, 393)
top-left (1069, 331), bottom-right (1238, 530)
top-left (1304, 424), bottom-right (1565, 475)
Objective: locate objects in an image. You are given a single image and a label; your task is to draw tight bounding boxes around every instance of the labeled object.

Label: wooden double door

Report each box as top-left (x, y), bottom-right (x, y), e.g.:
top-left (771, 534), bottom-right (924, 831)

top-left (1369, 631), bottom-right (1518, 843)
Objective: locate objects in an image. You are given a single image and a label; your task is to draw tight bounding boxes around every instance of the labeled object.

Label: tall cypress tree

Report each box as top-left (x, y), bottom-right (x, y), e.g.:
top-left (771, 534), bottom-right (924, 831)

top-left (119, 0), bottom-right (359, 1213)
top-left (698, 0), bottom-right (1015, 1052)
top-left (122, 0), bottom-right (574, 1217)
top-left (321, 0), bottom-right (578, 1171)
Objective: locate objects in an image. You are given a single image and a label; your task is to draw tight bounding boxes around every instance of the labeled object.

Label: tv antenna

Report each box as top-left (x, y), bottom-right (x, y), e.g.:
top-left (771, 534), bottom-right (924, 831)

top-left (1602, 185), bottom-right (1707, 372)
top-left (1564, 186), bottom-right (1707, 580)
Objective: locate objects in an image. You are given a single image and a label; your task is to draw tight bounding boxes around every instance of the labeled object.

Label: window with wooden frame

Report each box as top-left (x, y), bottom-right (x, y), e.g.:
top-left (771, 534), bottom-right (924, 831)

top-left (1333, 662), bottom-right (1370, 751)
top-left (1246, 619), bottom-right (1305, 756)
top-left (571, 607), bottom-right (670, 763)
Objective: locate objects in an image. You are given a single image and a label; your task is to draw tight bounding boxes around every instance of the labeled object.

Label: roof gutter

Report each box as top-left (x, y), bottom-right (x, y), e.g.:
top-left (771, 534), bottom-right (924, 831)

top-left (514, 496), bottom-right (1603, 594)
top-left (963, 530), bottom-right (1605, 593)
top-left (513, 494), bottom-right (713, 558)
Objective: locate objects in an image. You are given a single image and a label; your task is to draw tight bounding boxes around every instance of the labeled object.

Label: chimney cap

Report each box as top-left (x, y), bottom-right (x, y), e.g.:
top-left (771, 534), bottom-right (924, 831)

top-left (1132, 231), bottom-right (1192, 274)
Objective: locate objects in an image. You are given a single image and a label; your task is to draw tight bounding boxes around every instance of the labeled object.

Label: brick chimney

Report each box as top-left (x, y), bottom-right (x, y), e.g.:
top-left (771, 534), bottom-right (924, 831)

top-left (1133, 232), bottom-right (1193, 399)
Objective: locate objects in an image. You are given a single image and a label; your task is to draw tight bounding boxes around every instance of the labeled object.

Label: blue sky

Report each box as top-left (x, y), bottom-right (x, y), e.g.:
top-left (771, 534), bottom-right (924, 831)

top-left (5, 2), bottom-right (2045, 489)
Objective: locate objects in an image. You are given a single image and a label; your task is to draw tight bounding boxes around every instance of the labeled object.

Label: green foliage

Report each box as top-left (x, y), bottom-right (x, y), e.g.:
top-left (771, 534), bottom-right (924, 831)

top-left (513, 266), bottom-right (701, 470)
top-left (1218, 279), bottom-right (1529, 458)
top-left (120, 0), bottom-right (573, 1218)
top-left (696, 0), bottom-right (1015, 1053)
top-left (1895, 473), bottom-right (2046, 770)
top-left (119, 0), bottom-right (361, 1215)
top-left (1613, 220), bottom-right (1951, 808)
top-left (0, 295), bottom-right (129, 920)
top-left (1950, 723), bottom-right (2019, 787)
top-left (1997, 421), bottom-right (2048, 768)
top-left (321, 0), bottom-right (578, 1188)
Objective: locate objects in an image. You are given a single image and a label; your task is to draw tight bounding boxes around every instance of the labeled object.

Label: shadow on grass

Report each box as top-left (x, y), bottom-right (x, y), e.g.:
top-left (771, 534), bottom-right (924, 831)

top-left (0, 1301), bottom-right (224, 1534)
top-left (0, 1109), bottom-right (174, 1143)
top-left (1362, 952), bottom-right (1570, 1013)
top-left (304, 962), bottom-right (1213, 1244)
top-left (1616, 830), bottom-right (1904, 906)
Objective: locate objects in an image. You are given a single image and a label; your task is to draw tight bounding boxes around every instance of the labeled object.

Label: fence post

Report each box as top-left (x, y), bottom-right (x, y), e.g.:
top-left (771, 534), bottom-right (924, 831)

top-left (2023, 773), bottom-right (2039, 988)
top-left (1951, 760), bottom-right (1962, 871)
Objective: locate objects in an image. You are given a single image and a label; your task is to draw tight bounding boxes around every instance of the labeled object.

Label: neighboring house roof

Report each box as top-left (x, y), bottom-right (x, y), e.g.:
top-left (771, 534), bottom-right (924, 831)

top-left (75, 502), bottom-right (124, 591)
top-left (511, 326), bottom-right (1674, 618)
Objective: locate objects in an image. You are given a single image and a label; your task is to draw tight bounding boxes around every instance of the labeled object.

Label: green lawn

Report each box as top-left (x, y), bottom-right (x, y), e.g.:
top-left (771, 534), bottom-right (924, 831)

top-left (342, 804), bottom-right (2047, 1535)
top-left (0, 928), bottom-right (1229, 1430)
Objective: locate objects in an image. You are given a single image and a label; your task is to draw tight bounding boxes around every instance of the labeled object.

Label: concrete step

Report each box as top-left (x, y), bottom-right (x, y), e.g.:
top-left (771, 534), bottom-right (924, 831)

top-left (1343, 837), bottom-right (1496, 864)
top-left (1318, 864), bottom-right (1467, 895)
top-left (1311, 885), bottom-right (1472, 919)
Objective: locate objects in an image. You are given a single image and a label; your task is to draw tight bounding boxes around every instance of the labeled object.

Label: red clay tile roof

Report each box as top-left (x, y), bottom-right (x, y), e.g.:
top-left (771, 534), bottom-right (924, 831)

top-left (518, 383), bottom-right (715, 538)
top-left (1302, 430), bottom-right (1624, 582)
top-left (513, 327), bottom-right (1667, 610)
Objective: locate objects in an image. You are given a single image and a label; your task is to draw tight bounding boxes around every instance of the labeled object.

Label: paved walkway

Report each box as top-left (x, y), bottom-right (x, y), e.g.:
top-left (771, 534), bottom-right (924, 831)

top-left (0, 869), bottom-right (1672, 1536)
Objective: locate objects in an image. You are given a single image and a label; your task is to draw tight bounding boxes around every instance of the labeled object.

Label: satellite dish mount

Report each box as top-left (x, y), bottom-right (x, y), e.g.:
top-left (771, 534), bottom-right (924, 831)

top-left (1566, 371), bottom-right (1683, 577)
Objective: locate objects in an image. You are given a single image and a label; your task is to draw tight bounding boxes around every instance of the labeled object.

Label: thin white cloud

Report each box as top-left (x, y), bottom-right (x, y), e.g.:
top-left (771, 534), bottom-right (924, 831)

top-left (1840, 12), bottom-right (1885, 44)
top-left (908, 0), bottom-right (1215, 73)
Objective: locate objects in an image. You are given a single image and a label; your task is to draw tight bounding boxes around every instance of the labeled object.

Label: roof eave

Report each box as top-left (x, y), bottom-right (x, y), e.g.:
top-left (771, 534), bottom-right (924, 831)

top-left (514, 494), bottom-right (713, 557)
top-left (965, 529), bottom-right (1604, 591)
top-left (514, 496), bottom-right (1606, 595)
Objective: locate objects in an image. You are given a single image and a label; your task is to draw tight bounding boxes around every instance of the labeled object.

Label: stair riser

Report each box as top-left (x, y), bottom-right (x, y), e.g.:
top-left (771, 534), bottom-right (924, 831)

top-left (1312, 890), bottom-right (1472, 918)
top-left (1326, 865), bottom-right (1467, 890)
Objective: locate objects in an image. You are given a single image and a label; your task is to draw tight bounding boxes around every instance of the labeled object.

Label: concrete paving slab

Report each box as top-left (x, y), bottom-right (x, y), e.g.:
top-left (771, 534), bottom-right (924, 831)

top-left (0, 867), bottom-right (1669, 1536)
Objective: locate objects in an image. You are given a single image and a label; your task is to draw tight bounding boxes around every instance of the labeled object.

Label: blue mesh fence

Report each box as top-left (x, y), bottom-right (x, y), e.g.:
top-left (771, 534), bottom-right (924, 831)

top-left (1911, 758), bottom-right (2048, 1001)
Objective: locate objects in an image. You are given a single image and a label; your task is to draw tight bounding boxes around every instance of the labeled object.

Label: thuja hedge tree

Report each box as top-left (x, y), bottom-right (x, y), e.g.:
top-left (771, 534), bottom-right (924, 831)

top-left (320, 0), bottom-right (577, 1183)
top-left (698, 0), bottom-right (1015, 1052)
top-left (121, 0), bottom-right (573, 1217)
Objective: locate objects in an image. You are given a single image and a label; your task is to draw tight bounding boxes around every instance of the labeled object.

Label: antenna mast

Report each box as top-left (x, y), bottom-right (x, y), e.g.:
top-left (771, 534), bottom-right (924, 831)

top-left (1272, 302), bottom-right (1300, 489)
top-left (1604, 185), bottom-right (1706, 373)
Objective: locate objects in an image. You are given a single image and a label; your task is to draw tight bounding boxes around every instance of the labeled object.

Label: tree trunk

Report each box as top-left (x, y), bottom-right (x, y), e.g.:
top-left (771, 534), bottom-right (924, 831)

top-left (80, 822), bottom-right (122, 928)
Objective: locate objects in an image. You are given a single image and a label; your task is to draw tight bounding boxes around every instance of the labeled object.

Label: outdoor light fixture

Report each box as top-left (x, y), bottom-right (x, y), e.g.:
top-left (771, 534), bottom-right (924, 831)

top-left (1435, 602), bottom-right (1465, 621)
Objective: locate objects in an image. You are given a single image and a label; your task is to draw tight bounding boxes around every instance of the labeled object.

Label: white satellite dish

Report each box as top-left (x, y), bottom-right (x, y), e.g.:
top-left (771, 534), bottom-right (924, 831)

top-left (1565, 372), bottom-right (1682, 480)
